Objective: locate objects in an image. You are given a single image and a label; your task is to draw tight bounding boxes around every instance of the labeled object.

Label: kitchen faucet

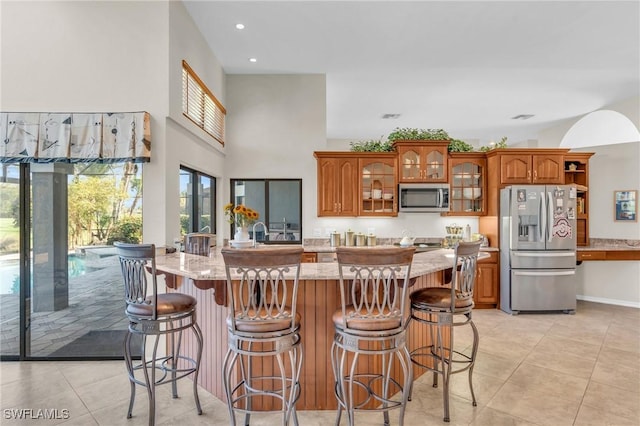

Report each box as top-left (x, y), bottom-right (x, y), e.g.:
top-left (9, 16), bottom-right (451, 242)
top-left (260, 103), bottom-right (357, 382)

top-left (252, 221), bottom-right (268, 248)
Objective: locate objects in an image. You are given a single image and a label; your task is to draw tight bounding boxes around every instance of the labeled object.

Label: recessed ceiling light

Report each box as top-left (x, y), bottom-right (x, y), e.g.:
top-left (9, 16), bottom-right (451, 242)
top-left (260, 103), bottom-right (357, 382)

top-left (512, 114), bottom-right (535, 120)
top-left (235, 23), bottom-right (245, 30)
top-left (382, 113), bottom-right (401, 119)
top-left (248, 58), bottom-right (257, 63)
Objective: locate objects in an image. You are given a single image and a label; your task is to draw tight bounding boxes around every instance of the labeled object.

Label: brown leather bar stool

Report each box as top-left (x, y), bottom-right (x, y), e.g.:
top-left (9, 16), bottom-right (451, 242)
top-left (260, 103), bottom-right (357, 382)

top-left (332, 246), bottom-right (415, 426)
top-left (115, 242), bottom-right (203, 426)
top-left (221, 247), bottom-right (304, 426)
top-left (409, 240), bottom-right (482, 422)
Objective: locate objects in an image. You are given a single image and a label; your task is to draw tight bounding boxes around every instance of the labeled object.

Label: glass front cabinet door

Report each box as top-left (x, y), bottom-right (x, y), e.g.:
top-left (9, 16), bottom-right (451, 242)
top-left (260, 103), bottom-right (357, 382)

top-left (359, 154), bottom-right (397, 216)
top-left (448, 153), bottom-right (486, 215)
top-left (394, 141), bottom-right (449, 183)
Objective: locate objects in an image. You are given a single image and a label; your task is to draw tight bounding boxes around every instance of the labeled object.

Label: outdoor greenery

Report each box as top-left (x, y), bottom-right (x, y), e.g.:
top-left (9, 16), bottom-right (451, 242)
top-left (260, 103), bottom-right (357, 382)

top-left (106, 215), bottom-right (142, 245)
top-left (0, 217), bottom-right (19, 254)
top-left (0, 162), bottom-right (142, 258)
top-left (67, 163), bottom-right (142, 248)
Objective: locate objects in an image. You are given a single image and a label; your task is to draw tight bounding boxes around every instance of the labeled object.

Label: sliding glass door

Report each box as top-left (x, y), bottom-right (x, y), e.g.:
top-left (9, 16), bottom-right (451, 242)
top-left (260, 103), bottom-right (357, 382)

top-left (0, 164), bottom-right (22, 357)
top-left (0, 162), bottom-right (143, 360)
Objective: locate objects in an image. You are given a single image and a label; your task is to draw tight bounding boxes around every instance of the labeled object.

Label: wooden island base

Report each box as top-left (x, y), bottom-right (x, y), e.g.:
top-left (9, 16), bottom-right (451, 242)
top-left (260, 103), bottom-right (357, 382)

top-left (167, 271), bottom-right (446, 410)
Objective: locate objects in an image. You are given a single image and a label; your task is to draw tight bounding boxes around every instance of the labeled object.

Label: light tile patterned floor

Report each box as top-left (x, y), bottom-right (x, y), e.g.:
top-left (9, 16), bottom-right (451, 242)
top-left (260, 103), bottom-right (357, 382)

top-left (1, 301), bottom-right (638, 425)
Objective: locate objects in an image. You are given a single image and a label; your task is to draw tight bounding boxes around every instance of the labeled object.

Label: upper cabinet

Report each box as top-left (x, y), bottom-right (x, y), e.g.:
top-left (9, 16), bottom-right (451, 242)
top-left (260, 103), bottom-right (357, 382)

top-left (499, 152), bottom-right (565, 185)
top-left (314, 151), bottom-right (397, 217)
top-left (394, 140), bottom-right (449, 183)
top-left (359, 154), bottom-right (397, 216)
top-left (314, 152), bottom-right (358, 217)
top-left (448, 152), bottom-right (486, 215)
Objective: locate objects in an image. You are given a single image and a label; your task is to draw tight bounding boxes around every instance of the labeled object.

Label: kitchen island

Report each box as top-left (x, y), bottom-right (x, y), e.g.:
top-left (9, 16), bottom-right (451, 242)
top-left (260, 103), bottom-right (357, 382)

top-left (155, 246), bottom-right (477, 410)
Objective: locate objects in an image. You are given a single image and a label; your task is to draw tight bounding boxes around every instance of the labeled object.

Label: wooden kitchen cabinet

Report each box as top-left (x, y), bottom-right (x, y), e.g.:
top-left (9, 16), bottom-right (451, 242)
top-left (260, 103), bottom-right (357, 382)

top-left (315, 151), bottom-right (398, 217)
top-left (314, 152), bottom-right (358, 216)
top-left (448, 152), bottom-right (486, 215)
top-left (475, 251), bottom-right (498, 308)
top-left (301, 252), bottom-right (317, 263)
top-left (394, 140), bottom-right (449, 183)
top-left (359, 154), bottom-right (397, 216)
top-left (564, 152), bottom-right (594, 246)
top-left (499, 153), bottom-right (565, 184)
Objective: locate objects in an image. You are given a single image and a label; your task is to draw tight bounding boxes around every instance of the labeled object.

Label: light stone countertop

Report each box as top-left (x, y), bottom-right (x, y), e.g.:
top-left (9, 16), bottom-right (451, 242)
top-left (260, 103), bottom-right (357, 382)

top-left (577, 238), bottom-right (640, 251)
top-left (155, 246), bottom-right (486, 281)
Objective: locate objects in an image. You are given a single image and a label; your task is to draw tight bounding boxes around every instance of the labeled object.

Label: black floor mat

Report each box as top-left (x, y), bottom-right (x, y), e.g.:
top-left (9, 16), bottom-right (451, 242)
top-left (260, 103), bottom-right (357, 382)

top-left (49, 330), bottom-right (141, 358)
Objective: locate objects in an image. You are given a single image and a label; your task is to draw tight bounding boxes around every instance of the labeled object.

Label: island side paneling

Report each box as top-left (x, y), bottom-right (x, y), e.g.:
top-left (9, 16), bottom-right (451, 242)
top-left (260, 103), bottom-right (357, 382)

top-left (168, 270), bottom-right (446, 410)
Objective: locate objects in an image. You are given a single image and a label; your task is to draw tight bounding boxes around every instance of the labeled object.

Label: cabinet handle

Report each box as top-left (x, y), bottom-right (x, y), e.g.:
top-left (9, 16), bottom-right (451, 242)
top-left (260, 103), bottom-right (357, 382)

top-left (527, 170), bottom-right (531, 180)
top-left (534, 170), bottom-right (537, 180)
top-left (582, 254), bottom-right (591, 258)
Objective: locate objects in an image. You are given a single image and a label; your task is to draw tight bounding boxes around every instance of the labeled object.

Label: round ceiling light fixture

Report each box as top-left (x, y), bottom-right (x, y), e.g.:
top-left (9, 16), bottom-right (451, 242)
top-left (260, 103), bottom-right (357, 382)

top-left (235, 23), bottom-right (245, 30)
top-left (248, 58), bottom-right (257, 63)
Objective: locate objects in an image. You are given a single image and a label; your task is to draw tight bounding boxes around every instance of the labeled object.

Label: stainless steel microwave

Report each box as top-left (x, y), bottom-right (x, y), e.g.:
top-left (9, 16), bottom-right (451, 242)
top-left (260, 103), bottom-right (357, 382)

top-left (398, 183), bottom-right (450, 212)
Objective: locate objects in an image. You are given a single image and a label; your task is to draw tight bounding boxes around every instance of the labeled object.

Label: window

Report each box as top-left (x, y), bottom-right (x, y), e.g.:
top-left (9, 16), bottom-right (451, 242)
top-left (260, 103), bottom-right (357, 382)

top-left (230, 179), bottom-right (302, 244)
top-left (181, 60), bottom-right (226, 145)
top-left (180, 166), bottom-right (216, 237)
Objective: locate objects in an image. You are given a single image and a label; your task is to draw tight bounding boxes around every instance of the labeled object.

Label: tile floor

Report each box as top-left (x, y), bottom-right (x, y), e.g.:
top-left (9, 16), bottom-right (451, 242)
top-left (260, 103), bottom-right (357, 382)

top-left (1, 301), bottom-right (639, 425)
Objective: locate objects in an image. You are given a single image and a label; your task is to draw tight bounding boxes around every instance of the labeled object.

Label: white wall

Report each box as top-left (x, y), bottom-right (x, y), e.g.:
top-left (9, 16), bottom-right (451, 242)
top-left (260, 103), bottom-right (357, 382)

top-left (538, 96), bottom-right (640, 307)
top-left (224, 74), bottom-right (327, 240)
top-left (0, 1), bottom-right (230, 247)
top-left (166, 1), bottom-right (227, 245)
top-left (0, 0), bottom-right (171, 246)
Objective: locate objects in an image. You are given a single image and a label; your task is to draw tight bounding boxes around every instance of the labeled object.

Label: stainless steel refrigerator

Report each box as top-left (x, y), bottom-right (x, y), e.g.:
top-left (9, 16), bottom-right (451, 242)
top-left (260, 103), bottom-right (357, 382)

top-left (500, 185), bottom-right (578, 314)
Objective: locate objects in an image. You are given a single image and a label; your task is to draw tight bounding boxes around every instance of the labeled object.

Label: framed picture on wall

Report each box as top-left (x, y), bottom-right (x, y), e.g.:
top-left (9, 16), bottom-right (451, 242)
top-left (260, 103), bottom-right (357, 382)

top-left (614, 190), bottom-right (637, 221)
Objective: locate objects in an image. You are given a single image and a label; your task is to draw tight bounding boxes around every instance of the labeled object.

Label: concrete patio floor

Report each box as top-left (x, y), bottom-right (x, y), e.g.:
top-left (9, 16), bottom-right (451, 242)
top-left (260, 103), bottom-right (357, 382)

top-left (0, 257), bottom-right (128, 358)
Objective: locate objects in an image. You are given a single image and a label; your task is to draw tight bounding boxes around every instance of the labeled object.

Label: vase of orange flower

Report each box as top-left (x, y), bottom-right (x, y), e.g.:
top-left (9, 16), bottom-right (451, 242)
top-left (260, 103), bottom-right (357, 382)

top-left (224, 203), bottom-right (259, 242)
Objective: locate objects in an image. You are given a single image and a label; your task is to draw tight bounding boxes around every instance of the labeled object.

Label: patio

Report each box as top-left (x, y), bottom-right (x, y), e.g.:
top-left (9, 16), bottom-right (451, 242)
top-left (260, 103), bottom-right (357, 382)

top-left (0, 251), bottom-right (129, 358)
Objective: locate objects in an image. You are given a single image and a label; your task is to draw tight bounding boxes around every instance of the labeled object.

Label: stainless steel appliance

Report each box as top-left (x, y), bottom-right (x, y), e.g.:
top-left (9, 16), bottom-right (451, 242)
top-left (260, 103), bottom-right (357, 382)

top-left (500, 185), bottom-right (578, 314)
top-left (398, 183), bottom-right (450, 212)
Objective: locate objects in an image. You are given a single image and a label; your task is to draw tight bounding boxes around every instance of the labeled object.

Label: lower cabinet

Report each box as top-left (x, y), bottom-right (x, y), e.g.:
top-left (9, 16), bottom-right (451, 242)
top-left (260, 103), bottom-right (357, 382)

top-left (475, 251), bottom-right (498, 308)
top-left (301, 252), bottom-right (317, 263)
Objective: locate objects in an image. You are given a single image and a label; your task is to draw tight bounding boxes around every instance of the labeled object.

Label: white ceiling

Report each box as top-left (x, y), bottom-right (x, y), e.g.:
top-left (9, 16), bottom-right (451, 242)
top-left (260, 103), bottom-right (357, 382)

top-left (183, 1), bottom-right (640, 144)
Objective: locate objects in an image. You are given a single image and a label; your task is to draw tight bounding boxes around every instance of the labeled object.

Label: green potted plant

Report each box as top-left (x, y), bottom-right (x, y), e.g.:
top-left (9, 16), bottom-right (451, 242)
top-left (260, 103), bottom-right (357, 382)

top-left (387, 127), bottom-right (451, 141)
top-left (349, 139), bottom-right (394, 152)
top-left (447, 139), bottom-right (474, 152)
top-left (479, 136), bottom-right (508, 152)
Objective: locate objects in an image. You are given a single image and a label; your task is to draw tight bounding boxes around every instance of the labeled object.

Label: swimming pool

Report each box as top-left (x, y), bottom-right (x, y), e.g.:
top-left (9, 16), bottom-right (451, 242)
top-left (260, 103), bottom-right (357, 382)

top-left (0, 255), bottom-right (86, 295)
